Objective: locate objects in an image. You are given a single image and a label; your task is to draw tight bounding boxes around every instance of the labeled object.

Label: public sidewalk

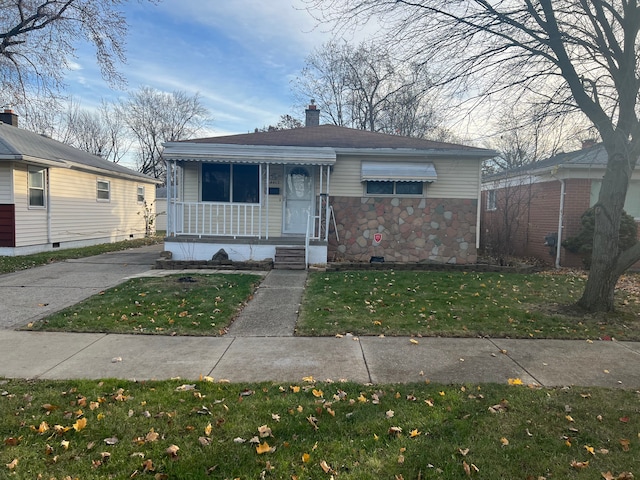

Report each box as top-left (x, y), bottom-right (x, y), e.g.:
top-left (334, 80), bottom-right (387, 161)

top-left (1, 246), bottom-right (639, 387)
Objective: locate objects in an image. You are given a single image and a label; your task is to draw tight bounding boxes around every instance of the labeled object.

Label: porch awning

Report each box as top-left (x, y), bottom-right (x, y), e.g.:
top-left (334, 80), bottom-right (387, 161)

top-left (361, 161), bottom-right (437, 182)
top-left (162, 143), bottom-right (336, 166)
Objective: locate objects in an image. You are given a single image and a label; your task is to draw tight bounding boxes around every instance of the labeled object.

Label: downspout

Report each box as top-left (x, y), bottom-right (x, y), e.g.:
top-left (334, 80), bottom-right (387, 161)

top-left (555, 178), bottom-right (565, 268)
top-left (47, 169), bottom-right (51, 244)
top-left (476, 164), bottom-right (482, 251)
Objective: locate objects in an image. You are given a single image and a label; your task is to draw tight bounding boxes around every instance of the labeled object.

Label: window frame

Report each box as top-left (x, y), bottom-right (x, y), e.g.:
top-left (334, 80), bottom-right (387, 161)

top-left (137, 185), bottom-right (145, 204)
top-left (365, 180), bottom-right (424, 196)
top-left (201, 163), bottom-right (260, 204)
top-left (97, 179), bottom-right (111, 202)
top-left (486, 189), bottom-right (497, 211)
top-left (28, 167), bottom-right (46, 209)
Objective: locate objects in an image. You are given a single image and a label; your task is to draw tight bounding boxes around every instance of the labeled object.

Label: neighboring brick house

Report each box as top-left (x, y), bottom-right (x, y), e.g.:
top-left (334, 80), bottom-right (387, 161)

top-left (161, 104), bottom-right (496, 267)
top-left (481, 142), bottom-right (640, 267)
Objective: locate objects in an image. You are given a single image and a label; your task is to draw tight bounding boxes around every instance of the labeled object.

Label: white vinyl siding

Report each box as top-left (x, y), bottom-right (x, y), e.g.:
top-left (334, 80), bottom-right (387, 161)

top-left (329, 155), bottom-right (480, 199)
top-left (49, 169), bottom-right (155, 244)
top-left (0, 163), bottom-right (13, 203)
top-left (13, 164), bottom-right (48, 247)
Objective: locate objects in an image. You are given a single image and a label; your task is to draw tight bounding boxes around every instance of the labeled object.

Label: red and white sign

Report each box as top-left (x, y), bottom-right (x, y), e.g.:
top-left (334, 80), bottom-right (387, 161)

top-left (373, 233), bottom-right (382, 245)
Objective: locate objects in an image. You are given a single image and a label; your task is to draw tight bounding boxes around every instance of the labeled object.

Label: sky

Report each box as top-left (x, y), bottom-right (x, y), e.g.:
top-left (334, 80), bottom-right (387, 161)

top-left (64, 0), bottom-right (337, 137)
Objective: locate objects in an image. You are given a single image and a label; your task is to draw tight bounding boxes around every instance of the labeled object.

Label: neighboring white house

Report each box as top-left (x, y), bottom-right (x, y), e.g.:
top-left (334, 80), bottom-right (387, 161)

top-left (0, 109), bottom-right (161, 256)
top-left (161, 104), bottom-right (496, 266)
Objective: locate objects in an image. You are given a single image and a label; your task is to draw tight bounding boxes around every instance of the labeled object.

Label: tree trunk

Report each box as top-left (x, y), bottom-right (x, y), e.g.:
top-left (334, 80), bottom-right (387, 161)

top-left (577, 148), bottom-right (634, 312)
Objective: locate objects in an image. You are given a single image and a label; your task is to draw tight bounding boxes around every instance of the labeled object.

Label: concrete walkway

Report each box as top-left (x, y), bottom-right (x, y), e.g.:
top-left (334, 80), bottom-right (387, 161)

top-left (1, 246), bottom-right (640, 388)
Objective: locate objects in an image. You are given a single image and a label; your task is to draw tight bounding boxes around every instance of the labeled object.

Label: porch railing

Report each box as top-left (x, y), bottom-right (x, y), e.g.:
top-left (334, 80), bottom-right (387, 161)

top-left (173, 202), bottom-right (263, 238)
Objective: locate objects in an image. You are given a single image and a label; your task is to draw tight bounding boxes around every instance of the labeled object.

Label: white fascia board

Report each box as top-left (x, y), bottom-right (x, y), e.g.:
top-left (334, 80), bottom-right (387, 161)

top-left (162, 143), bottom-right (336, 165)
top-left (334, 147), bottom-right (497, 160)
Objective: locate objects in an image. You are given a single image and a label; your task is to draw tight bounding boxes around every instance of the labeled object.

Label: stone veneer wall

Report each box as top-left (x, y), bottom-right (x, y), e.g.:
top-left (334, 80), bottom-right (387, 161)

top-left (328, 196), bottom-right (477, 264)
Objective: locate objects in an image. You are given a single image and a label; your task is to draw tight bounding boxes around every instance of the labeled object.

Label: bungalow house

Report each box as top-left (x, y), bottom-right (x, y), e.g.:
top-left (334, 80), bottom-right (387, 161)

top-left (0, 109), bottom-right (160, 256)
top-left (162, 104), bottom-right (496, 267)
top-left (481, 141), bottom-right (640, 267)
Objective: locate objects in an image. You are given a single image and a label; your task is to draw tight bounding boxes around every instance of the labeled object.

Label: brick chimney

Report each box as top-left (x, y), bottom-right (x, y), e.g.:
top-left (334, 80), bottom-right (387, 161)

top-left (305, 100), bottom-right (320, 127)
top-left (0, 108), bottom-right (18, 127)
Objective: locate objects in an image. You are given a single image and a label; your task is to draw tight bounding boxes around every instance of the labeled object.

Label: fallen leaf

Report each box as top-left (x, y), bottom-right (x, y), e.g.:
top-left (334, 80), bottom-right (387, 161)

top-left (508, 378), bottom-right (523, 385)
top-left (35, 421), bottom-right (49, 434)
top-left (175, 384), bottom-right (196, 392)
top-left (619, 439), bottom-right (630, 452)
top-left (142, 459), bottom-right (155, 472)
top-left (73, 417), bottom-right (87, 432)
top-left (256, 442), bottom-right (271, 454)
top-left (104, 437), bottom-right (119, 445)
top-left (320, 460), bottom-right (334, 474)
top-left (145, 428), bottom-right (159, 442)
top-left (6, 458), bottom-right (18, 470)
top-left (570, 460), bottom-right (589, 470)
top-left (204, 423), bottom-right (212, 436)
top-left (584, 445), bottom-right (595, 456)
top-left (410, 339), bottom-right (419, 345)
top-left (386, 410), bottom-right (395, 419)
top-left (61, 440), bottom-right (70, 450)
top-left (258, 425), bottom-right (272, 438)
top-left (198, 436), bottom-right (211, 446)
top-left (410, 429), bottom-right (421, 438)
top-left (302, 453), bottom-right (310, 463)
top-left (166, 444), bottom-right (180, 458)
top-left (500, 437), bottom-right (509, 446)
top-left (4, 437), bottom-right (22, 446)
top-left (458, 448), bottom-right (469, 456)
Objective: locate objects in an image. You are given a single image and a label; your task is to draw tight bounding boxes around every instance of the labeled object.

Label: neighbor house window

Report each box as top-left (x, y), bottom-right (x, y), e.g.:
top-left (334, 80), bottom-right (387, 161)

top-left (28, 167), bottom-right (46, 208)
top-left (137, 186), bottom-right (145, 203)
top-left (202, 163), bottom-right (259, 203)
top-left (366, 181), bottom-right (423, 196)
top-left (487, 190), bottom-right (497, 210)
top-left (97, 180), bottom-right (110, 201)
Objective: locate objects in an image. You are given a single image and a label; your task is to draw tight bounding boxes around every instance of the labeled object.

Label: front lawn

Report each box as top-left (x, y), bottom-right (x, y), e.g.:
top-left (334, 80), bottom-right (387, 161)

top-left (297, 270), bottom-right (640, 340)
top-left (0, 378), bottom-right (637, 479)
top-left (27, 273), bottom-right (261, 336)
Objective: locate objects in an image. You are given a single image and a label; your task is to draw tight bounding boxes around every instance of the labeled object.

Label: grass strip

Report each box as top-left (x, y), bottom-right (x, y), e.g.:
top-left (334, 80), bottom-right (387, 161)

top-left (27, 273), bottom-right (261, 336)
top-left (0, 378), bottom-right (637, 479)
top-left (298, 270), bottom-right (640, 340)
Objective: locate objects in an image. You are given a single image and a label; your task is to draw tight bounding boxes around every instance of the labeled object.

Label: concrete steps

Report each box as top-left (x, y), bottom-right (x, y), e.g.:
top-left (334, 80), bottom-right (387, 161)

top-left (274, 246), bottom-right (306, 270)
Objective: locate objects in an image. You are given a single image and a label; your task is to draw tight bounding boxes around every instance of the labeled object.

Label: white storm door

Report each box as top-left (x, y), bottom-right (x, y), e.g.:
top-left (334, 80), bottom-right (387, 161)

top-left (283, 166), bottom-right (314, 234)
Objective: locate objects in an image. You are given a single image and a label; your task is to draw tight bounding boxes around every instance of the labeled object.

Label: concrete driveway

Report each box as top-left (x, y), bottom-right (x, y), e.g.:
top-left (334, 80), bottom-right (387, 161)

top-left (0, 244), bottom-right (162, 329)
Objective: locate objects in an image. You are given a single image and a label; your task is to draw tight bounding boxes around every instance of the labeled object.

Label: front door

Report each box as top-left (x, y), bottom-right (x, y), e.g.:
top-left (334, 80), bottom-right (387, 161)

top-left (283, 166), bottom-right (314, 234)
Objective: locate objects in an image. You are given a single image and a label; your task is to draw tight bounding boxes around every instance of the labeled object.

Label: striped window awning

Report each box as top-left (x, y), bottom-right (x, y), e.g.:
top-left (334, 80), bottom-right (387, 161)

top-left (361, 161), bottom-right (437, 182)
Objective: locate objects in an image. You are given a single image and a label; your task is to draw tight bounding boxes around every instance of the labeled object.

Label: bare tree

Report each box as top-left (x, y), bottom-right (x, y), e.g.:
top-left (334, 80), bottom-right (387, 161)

top-left (0, 0), bottom-right (155, 106)
top-left (60, 100), bottom-right (131, 163)
top-left (306, 0), bottom-right (640, 312)
top-left (293, 40), bottom-right (443, 137)
top-left (255, 114), bottom-right (304, 132)
top-left (122, 86), bottom-right (210, 180)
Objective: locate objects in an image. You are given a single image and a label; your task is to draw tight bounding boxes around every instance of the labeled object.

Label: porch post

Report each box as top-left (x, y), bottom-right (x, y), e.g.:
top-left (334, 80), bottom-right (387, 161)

top-left (265, 163), bottom-right (270, 240)
top-left (166, 160), bottom-right (173, 235)
top-left (324, 165), bottom-right (331, 241)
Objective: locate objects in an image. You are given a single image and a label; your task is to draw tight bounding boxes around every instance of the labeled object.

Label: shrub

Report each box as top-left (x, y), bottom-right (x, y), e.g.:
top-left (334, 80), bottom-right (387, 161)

top-left (562, 206), bottom-right (638, 268)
